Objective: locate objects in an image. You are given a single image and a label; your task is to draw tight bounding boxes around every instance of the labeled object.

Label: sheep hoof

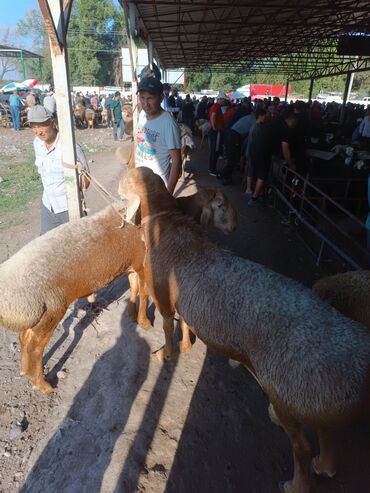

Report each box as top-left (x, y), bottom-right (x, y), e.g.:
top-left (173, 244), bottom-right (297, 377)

top-left (138, 318), bottom-right (152, 330)
top-left (179, 341), bottom-right (192, 353)
top-left (32, 380), bottom-right (54, 395)
top-left (312, 456), bottom-right (336, 478)
top-left (279, 480), bottom-right (309, 493)
top-left (87, 293), bottom-right (97, 303)
top-left (155, 346), bottom-right (173, 362)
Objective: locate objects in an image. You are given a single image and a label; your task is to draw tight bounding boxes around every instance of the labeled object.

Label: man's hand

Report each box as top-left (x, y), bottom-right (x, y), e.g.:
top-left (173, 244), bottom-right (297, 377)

top-left (167, 148), bottom-right (182, 194)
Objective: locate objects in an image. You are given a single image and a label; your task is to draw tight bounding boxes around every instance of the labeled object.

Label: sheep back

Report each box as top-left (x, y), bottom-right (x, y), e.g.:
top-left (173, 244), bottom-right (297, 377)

top-left (0, 204), bottom-right (144, 332)
top-left (144, 212), bottom-right (370, 425)
top-left (313, 271), bottom-right (370, 330)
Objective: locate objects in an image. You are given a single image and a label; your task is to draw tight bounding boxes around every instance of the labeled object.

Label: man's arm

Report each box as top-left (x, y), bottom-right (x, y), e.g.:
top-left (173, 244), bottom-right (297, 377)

top-left (167, 148), bottom-right (181, 194)
top-left (281, 141), bottom-right (295, 169)
top-left (211, 111), bottom-right (217, 130)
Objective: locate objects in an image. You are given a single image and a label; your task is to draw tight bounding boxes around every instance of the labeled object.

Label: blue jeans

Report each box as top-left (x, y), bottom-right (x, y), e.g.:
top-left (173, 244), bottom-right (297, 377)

top-left (10, 105), bottom-right (20, 130)
top-left (112, 118), bottom-right (125, 141)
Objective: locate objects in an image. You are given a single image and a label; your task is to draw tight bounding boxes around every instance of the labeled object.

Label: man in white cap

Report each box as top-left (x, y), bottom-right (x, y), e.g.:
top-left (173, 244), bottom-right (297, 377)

top-left (208, 92), bottom-right (229, 176)
top-left (43, 91), bottom-right (57, 117)
top-left (27, 105), bottom-right (89, 234)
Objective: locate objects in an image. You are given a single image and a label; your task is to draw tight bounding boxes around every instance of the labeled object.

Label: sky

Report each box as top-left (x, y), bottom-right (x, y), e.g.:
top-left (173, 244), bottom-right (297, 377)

top-left (1, 0), bottom-right (37, 29)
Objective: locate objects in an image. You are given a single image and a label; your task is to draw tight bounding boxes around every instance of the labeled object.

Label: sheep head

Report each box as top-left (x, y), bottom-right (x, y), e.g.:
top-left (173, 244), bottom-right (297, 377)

top-left (199, 188), bottom-right (237, 234)
top-left (118, 167), bottom-right (176, 223)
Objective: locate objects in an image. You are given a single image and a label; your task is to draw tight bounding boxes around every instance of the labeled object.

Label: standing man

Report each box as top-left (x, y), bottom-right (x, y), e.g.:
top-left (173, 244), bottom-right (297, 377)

top-left (43, 91), bottom-right (57, 118)
top-left (162, 83), bottom-right (180, 117)
top-left (208, 92), bottom-right (229, 176)
top-left (27, 105), bottom-right (90, 235)
top-left (111, 91), bottom-right (124, 141)
top-left (9, 89), bottom-right (22, 131)
top-left (136, 77), bottom-right (181, 194)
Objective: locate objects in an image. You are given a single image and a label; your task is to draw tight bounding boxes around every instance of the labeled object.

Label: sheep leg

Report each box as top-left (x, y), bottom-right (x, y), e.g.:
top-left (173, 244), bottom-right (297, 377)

top-left (179, 318), bottom-right (193, 353)
top-left (136, 268), bottom-right (151, 329)
top-left (274, 409), bottom-right (311, 493)
top-left (156, 316), bottom-right (175, 362)
top-left (128, 270), bottom-right (151, 329)
top-left (20, 308), bottom-right (65, 394)
top-left (312, 428), bottom-right (337, 478)
top-left (128, 271), bottom-right (139, 322)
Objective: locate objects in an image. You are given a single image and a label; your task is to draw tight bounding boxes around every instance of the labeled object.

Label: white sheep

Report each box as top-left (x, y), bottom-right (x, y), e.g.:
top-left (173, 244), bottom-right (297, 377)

top-left (121, 166), bottom-right (370, 493)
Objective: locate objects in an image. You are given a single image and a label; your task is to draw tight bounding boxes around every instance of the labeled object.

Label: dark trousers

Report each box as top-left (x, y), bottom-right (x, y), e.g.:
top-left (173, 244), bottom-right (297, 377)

top-left (221, 129), bottom-right (241, 179)
top-left (40, 202), bottom-right (69, 235)
top-left (10, 105), bottom-right (20, 130)
top-left (208, 128), bottom-right (223, 173)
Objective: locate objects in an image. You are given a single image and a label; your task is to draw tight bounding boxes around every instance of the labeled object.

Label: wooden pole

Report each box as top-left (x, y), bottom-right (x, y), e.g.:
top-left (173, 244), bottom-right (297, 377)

top-left (123, 1), bottom-right (139, 137)
top-left (38, 0), bottom-right (82, 221)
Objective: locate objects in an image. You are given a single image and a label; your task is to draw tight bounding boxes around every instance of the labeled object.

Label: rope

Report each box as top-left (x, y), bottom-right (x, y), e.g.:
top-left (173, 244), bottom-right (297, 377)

top-left (63, 162), bottom-right (129, 227)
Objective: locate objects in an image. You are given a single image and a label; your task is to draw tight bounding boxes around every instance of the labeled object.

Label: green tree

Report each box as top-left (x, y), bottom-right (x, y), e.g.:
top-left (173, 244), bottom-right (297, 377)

top-left (16, 9), bottom-right (53, 83)
top-left (186, 69), bottom-right (211, 92)
top-left (17, 1), bottom-right (127, 87)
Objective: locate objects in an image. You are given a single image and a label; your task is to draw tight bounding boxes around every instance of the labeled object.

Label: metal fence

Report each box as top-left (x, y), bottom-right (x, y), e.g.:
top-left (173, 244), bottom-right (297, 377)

top-left (272, 164), bottom-right (369, 271)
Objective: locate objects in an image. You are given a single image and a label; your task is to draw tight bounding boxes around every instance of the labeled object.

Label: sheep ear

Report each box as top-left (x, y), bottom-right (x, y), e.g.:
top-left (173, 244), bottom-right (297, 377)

top-left (126, 193), bottom-right (141, 224)
top-left (213, 190), bottom-right (224, 207)
top-left (200, 207), bottom-right (212, 229)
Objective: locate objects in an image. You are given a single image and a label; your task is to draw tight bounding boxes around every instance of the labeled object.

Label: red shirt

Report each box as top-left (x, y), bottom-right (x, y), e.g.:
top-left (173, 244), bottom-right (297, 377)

top-left (209, 103), bottom-right (224, 130)
top-left (223, 106), bottom-right (237, 124)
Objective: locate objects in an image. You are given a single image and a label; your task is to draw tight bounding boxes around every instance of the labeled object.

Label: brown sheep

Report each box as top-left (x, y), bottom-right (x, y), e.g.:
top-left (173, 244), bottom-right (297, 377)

top-left (313, 270), bottom-right (370, 329)
top-left (0, 204), bottom-right (147, 394)
top-left (120, 166), bottom-right (370, 493)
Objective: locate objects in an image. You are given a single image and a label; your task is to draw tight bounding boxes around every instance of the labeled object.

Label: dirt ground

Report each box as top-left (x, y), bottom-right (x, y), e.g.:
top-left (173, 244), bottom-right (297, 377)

top-left (0, 127), bottom-right (370, 493)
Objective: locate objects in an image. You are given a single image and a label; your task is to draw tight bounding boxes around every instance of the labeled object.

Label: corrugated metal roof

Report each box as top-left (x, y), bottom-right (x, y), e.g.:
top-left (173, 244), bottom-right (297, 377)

top-left (121, 1), bottom-right (370, 80)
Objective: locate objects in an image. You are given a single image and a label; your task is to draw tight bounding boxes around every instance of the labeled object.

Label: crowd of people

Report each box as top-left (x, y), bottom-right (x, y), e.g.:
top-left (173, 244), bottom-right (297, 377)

top-left (179, 93), bottom-right (370, 207)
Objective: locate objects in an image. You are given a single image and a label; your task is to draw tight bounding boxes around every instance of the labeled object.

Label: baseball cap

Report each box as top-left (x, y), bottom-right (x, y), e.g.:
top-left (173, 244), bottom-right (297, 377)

top-left (26, 105), bottom-right (53, 124)
top-left (217, 92), bottom-right (229, 100)
top-left (137, 77), bottom-right (163, 95)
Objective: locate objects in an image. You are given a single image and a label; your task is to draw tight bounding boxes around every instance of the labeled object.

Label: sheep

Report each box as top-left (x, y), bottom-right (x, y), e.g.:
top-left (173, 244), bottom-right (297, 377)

top-left (101, 109), bottom-right (108, 126)
top-left (125, 186), bottom-right (237, 350)
top-left (0, 204), bottom-right (147, 394)
top-left (195, 119), bottom-right (211, 148)
top-left (0, 188), bottom-right (236, 394)
top-left (178, 123), bottom-right (196, 180)
top-left (85, 108), bottom-right (95, 129)
top-left (116, 140), bottom-right (135, 169)
top-left (313, 270), bottom-right (370, 329)
top-left (120, 166), bottom-right (370, 493)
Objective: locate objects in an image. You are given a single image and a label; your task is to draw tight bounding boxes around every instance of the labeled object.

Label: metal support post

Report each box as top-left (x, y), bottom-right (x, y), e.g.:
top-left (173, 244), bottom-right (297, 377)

top-left (339, 71), bottom-right (353, 126)
top-left (308, 77), bottom-right (314, 101)
top-left (147, 38), bottom-right (153, 71)
top-left (38, 0), bottom-right (82, 221)
top-left (20, 50), bottom-right (26, 79)
top-left (39, 58), bottom-right (43, 84)
top-left (284, 79), bottom-right (289, 102)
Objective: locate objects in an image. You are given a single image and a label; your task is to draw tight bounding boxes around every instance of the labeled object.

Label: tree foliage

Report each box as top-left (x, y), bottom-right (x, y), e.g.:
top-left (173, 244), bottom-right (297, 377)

top-left (15, 0), bottom-right (126, 86)
top-left (16, 9), bottom-right (53, 83)
top-left (0, 26), bottom-right (20, 82)
top-left (67, 0), bottom-right (126, 85)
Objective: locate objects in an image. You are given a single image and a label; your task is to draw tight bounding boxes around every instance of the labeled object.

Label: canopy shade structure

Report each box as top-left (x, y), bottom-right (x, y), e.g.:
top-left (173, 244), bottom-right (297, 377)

top-left (121, 0), bottom-right (370, 81)
top-left (0, 45), bottom-right (43, 81)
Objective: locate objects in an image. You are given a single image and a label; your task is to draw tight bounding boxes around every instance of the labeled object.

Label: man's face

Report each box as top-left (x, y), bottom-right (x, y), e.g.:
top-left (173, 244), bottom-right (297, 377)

top-left (30, 120), bottom-right (56, 142)
top-left (139, 91), bottom-right (163, 116)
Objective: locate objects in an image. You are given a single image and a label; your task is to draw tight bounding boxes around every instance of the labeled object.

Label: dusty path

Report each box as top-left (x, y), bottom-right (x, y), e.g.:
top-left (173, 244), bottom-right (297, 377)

top-left (1, 130), bottom-right (369, 493)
